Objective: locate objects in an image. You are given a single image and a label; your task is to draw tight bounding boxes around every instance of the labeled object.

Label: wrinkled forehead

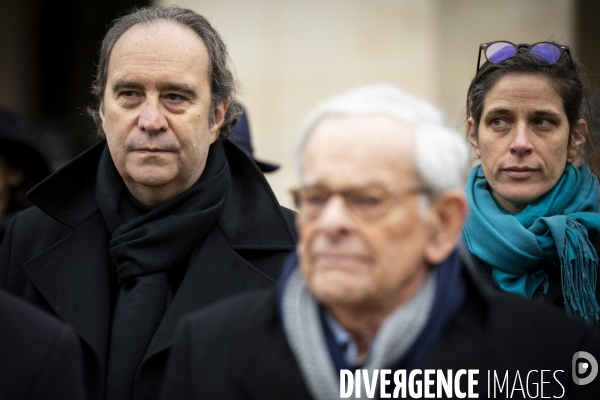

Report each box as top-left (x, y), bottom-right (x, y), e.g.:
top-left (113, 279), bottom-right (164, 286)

top-left (302, 114), bottom-right (420, 188)
top-left (114, 19), bottom-right (199, 46)
top-left (109, 20), bottom-right (209, 70)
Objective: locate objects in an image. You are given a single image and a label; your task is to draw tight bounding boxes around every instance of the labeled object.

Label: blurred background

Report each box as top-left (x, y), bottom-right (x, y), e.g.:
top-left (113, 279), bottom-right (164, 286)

top-left (1, 0), bottom-right (599, 208)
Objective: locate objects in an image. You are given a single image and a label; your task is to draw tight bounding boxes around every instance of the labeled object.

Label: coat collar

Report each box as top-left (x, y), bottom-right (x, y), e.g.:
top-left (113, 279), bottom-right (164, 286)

top-left (27, 139), bottom-right (296, 248)
top-left (456, 236), bottom-right (498, 295)
top-left (217, 139), bottom-right (296, 248)
top-left (27, 141), bottom-right (104, 228)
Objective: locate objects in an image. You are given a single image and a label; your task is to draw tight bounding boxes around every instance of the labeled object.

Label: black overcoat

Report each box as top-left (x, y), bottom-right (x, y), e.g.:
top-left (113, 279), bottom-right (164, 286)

top-left (0, 289), bottom-right (86, 400)
top-left (160, 262), bottom-right (600, 400)
top-left (0, 139), bottom-right (297, 400)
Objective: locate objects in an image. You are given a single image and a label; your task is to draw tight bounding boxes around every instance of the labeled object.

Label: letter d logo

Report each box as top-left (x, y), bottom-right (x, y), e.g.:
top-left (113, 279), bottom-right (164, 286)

top-left (572, 351), bottom-right (598, 385)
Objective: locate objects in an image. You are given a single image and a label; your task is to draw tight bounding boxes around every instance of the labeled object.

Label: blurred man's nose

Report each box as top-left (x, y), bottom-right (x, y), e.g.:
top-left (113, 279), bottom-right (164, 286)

top-left (315, 195), bottom-right (355, 236)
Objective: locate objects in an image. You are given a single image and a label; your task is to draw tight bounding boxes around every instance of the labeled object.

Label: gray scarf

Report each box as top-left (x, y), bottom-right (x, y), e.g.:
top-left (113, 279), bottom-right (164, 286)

top-left (282, 268), bottom-right (436, 400)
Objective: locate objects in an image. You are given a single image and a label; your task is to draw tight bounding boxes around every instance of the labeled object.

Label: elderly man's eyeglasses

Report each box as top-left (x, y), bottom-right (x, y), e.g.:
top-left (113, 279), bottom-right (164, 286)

top-left (291, 185), bottom-right (425, 220)
top-left (476, 41), bottom-right (570, 73)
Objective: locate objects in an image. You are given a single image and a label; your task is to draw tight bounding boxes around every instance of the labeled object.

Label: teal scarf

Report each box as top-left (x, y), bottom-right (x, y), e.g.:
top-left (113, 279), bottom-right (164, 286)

top-left (463, 164), bottom-right (600, 324)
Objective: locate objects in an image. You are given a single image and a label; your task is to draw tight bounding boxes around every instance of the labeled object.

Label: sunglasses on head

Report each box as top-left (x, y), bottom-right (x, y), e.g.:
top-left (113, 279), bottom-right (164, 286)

top-left (476, 41), bottom-right (570, 73)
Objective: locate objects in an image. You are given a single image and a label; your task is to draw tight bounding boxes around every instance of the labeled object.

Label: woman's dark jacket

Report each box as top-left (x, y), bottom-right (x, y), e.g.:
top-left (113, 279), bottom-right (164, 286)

top-left (0, 139), bottom-right (297, 400)
top-left (458, 234), bottom-right (600, 312)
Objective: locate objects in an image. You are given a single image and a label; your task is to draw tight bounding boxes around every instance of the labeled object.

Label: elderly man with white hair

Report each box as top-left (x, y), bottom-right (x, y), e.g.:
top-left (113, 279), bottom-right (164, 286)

top-left (160, 85), bottom-right (600, 400)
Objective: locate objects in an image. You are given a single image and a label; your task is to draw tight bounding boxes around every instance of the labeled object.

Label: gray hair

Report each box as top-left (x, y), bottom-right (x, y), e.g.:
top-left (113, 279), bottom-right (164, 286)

top-left (296, 84), bottom-right (470, 198)
top-left (88, 6), bottom-right (241, 139)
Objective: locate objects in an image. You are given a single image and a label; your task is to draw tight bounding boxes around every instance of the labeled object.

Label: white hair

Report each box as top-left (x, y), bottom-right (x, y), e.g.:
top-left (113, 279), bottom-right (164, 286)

top-left (295, 84), bottom-right (470, 198)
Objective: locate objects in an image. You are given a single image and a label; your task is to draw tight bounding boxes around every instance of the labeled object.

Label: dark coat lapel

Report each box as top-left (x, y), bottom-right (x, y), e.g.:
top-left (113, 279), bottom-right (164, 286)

top-left (27, 142), bottom-right (105, 229)
top-left (23, 141), bottom-right (112, 370)
top-left (143, 226), bottom-right (278, 361)
top-left (22, 214), bottom-right (112, 371)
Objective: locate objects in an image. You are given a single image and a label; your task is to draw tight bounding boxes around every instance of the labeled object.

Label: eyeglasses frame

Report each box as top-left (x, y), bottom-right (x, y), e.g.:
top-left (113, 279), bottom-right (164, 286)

top-left (476, 41), bottom-right (571, 74)
top-left (290, 184), bottom-right (427, 221)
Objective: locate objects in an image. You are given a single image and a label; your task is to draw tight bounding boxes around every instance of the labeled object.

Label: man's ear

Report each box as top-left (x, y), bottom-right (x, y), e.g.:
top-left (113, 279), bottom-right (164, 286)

top-left (466, 117), bottom-right (480, 158)
top-left (568, 119), bottom-right (587, 163)
top-left (99, 103), bottom-right (106, 127)
top-left (423, 190), bottom-right (469, 265)
top-left (209, 99), bottom-right (229, 144)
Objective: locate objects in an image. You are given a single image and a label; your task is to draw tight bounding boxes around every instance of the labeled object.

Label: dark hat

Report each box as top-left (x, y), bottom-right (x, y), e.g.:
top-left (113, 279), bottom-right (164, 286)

top-left (0, 106), bottom-right (51, 183)
top-left (230, 107), bottom-right (280, 173)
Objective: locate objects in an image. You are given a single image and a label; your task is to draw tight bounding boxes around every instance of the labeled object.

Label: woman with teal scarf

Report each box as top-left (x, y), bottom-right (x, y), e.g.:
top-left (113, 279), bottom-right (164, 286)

top-left (461, 41), bottom-right (600, 324)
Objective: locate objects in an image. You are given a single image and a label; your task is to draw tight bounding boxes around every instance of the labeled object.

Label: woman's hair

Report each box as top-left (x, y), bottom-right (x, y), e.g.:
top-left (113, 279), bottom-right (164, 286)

top-left (466, 49), bottom-right (600, 178)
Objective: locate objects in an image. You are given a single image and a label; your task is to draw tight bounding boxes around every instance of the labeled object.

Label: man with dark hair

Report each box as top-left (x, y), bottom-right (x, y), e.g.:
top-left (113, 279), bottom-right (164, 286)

top-left (0, 6), bottom-right (296, 400)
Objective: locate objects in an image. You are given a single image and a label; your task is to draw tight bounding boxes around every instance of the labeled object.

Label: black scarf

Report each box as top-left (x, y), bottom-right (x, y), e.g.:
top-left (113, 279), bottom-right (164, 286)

top-left (96, 140), bottom-right (230, 400)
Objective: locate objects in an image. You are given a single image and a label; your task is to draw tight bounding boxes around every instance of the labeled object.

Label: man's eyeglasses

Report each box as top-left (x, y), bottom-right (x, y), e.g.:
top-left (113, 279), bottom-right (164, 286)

top-left (290, 184), bottom-right (425, 221)
top-left (476, 41), bottom-right (570, 73)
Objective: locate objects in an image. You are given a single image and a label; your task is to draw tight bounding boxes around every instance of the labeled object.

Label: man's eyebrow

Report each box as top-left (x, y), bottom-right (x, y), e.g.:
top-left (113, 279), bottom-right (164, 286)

top-left (111, 81), bottom-right (198, 99)
top-left (157, 82), bottom-right (198, 99)
top-left (112, 80), bottom-right (144, 93)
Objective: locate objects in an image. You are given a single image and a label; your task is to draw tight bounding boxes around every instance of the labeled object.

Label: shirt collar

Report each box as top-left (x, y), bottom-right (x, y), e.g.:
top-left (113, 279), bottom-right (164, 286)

top-left (322, 308), bottom-right (370, 367)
